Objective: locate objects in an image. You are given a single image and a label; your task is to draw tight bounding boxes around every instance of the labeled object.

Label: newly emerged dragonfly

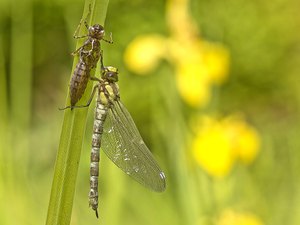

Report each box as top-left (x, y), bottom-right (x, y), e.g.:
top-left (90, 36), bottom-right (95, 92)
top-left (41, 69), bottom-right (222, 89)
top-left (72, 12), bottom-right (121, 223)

top-left (67, 8), bottom-right (113, 109)
top-left (67, 55), bottom-right (166, 217)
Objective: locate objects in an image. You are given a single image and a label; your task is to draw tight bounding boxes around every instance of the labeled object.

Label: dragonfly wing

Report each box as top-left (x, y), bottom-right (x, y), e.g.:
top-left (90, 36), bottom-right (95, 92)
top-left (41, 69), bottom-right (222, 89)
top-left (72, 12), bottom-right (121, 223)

top-left (101, 100), bottom-right (166, 192)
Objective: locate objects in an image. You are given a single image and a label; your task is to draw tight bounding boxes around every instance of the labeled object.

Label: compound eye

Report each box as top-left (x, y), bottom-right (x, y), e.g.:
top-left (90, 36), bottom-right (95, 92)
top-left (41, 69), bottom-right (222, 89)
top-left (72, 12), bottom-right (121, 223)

top-left (97, 30), bottom-right (104, 38)
top-left (89, 26), bottom-right (95, 34)
top-left (107, 72), bottom-right (118, 82)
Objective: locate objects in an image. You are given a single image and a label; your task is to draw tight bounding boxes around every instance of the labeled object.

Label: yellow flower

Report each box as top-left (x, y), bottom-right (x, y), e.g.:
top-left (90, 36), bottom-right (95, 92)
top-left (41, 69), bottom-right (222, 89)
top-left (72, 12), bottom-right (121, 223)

top-left (124, 35), bottom-right (166, 75)
top-left (166, 37), bottom-right (230, 107)
top-left (123, 0), bottom-right (230, 108)
top-left (175, 62), bottom-right (211, 107)
top-left (166, 0), bottom-right (199, 42)
top-left (192, 118), bottom-right (235, 177)
top-left (192, 115), bottom-right (260, 177)
top-left (166, 37), bottom-right (202, 65)
top-left (218, 210), bottom-right (264, 225)
top-left (236, 128), bottom-right (260, 165)
top-left (201, 42), bottom-right (230, 85)
top-left (222, 117), bottom-right (261, 165)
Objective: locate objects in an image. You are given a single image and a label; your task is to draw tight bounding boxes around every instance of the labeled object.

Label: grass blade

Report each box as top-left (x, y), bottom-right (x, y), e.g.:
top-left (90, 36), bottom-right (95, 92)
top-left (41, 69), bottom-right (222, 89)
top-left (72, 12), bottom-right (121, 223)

top-left (46, 0), bottom-right (110, 224)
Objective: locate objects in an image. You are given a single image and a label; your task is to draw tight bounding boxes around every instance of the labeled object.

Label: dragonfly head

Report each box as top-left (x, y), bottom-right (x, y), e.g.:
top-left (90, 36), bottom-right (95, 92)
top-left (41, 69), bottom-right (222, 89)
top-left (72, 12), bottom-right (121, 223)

top-left (89, 24), bottom-right (105, 39)
top-left (102, 66), bottom-right (119, 82)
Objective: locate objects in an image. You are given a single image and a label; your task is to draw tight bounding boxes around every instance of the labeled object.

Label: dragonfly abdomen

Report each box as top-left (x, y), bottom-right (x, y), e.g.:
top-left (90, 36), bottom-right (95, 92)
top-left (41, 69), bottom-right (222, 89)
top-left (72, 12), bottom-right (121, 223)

top-left (89, 102), bottom-right (108, 216)
top-left (69, 61), bottom-right (89, 108)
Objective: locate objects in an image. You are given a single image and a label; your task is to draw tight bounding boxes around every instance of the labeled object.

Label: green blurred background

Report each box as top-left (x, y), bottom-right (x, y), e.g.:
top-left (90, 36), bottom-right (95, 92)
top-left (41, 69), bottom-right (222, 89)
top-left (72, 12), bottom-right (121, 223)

top-left (1, 0), bottom-right (300, 224)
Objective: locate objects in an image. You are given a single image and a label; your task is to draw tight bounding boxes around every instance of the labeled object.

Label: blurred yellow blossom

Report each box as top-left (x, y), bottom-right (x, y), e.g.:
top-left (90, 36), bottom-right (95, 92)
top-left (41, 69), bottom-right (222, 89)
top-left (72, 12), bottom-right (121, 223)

top-left (223, 117), bottom-right (261, 165)
top-left (201, 42), bottom-right (230, 85)
top-left (218, 210), bottom-right (264, 225)
top-left (192, 118), bottom-right (235, 177)
top-left (192, 115), bottom-right (260, 178)
top-left (166, 0), bottom-right (199, 42)
top-left (166, 37), bottom-right (202, 66)
top-left (124, 0), bottom-right (230, 108)
top-left (123, 35), bottom-right (167, 75)
top-left (172, 39), bottom-right (229, 107)
top-left (175, 60), bottom-right (211, 107)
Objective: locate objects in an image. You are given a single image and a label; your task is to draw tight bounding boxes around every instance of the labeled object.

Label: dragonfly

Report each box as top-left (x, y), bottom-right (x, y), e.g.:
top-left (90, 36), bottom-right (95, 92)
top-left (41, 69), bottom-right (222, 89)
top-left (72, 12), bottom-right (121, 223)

top-left (66, 54), bottom-right (166, 217)
top-left (65, 7), bottom-right (113, 109)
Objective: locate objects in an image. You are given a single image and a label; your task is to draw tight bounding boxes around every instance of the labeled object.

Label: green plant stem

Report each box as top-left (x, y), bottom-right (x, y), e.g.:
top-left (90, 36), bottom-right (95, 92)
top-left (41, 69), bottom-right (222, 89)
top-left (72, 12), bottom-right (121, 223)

top-left (152, 66), bottom-right (201, 225)
top-left (45, 1), bottom-right (109, 224)
top-left (9, 0), bottom-right (33, 181)
top-left (0, 33), bottom-right (8, 207)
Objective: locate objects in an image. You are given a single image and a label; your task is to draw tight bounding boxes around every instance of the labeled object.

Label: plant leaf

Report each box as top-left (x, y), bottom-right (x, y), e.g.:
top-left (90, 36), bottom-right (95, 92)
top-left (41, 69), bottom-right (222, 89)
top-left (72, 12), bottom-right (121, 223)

top-left (45, 0), bottom-right (110, 224)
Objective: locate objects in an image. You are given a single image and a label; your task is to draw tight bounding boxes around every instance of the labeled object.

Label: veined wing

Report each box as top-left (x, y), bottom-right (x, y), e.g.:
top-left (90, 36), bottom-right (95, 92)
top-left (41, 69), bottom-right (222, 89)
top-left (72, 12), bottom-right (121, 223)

top-left (101, 100), bottom-right (166, 192)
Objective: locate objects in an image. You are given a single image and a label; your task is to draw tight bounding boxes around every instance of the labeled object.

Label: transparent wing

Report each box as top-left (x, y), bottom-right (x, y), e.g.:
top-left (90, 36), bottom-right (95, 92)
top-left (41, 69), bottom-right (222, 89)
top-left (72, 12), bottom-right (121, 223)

top-left (101, 100), bottom-right (166, 192)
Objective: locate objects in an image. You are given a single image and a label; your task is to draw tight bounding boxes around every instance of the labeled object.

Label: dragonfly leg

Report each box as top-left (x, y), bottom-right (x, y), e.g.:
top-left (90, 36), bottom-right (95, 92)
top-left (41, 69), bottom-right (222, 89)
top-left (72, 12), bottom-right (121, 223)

top-left (73, 33), bottom-right (89, 39)
top-left (71, 47), bottom-right (82, 56)
top-left (90, 76), bottom-right (101, 82)
top-left (103, 32), bottom-right (113, 44)
top-left (59, 84), bottom-right (98, 110)
top-left (71, 42), bottom-right (89, 56)
top-left (99, 50), bottom-right (106, 76)
top-left (73, 4), bottom-right (91, 39)
top-left (73, 21), bottom-right (88, 39)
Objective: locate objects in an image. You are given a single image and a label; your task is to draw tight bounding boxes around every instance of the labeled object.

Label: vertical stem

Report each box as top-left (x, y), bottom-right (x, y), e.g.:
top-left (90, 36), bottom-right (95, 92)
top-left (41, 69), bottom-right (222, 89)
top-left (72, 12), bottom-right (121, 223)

top-left (0, 34), bottom-right (8, 219)
top-left (9, 0), bottom-right (33, 178)
top-left (6, 0), bottom-right (33, 223)
top-left (46, 0), bottom-right (110, 224)
top-left (152, 66), bottom-right (201, 225)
